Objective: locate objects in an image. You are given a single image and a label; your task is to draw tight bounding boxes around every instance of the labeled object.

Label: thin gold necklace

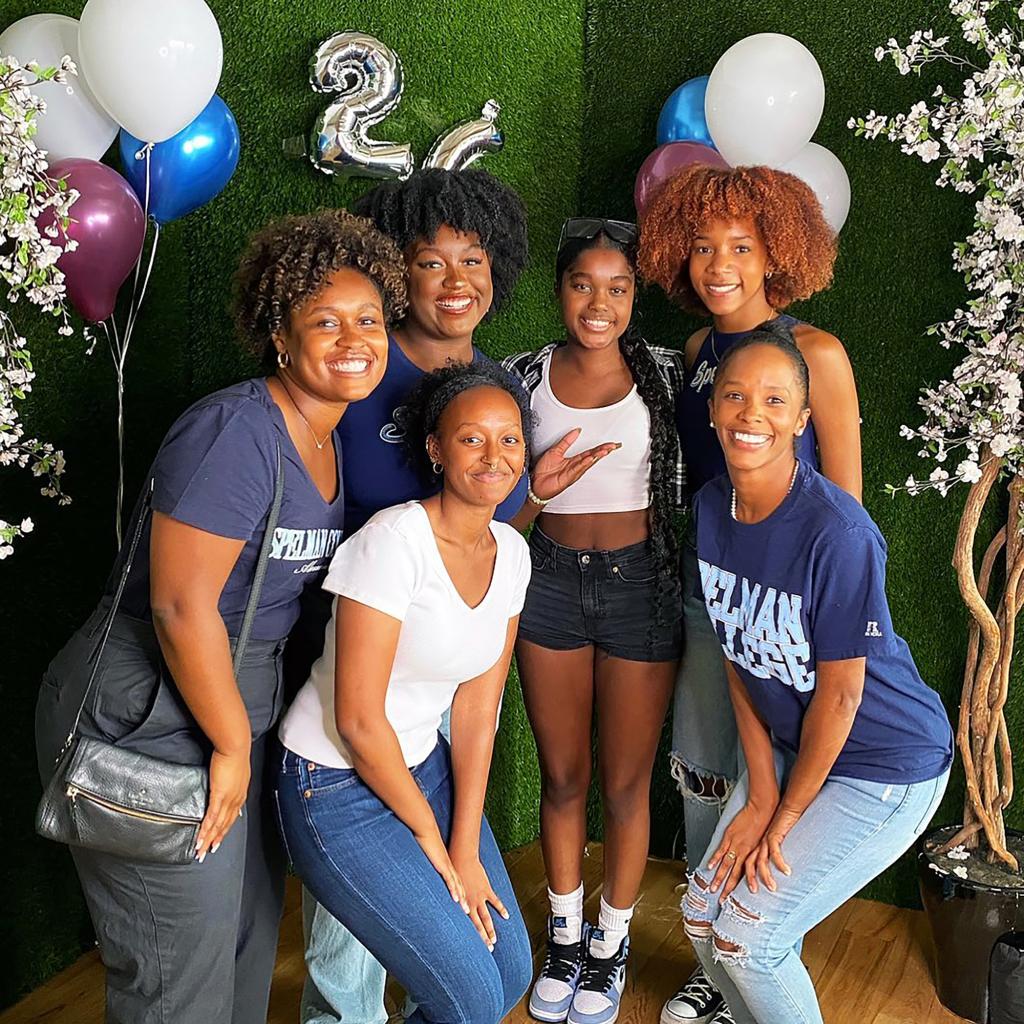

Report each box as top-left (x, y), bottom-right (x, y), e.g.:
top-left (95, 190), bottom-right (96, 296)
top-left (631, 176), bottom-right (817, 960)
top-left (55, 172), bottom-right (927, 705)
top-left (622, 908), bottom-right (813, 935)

top-left (279, 379), bottom-right (331, 450)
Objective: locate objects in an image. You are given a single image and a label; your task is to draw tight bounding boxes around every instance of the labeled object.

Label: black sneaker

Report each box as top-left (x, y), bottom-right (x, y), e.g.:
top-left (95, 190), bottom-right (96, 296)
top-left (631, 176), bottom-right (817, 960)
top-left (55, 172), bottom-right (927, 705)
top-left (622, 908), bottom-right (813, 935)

top-left (660, 966), bottom-right (724, 1024)
top-left (529, 917), bottom-right (587, 1022)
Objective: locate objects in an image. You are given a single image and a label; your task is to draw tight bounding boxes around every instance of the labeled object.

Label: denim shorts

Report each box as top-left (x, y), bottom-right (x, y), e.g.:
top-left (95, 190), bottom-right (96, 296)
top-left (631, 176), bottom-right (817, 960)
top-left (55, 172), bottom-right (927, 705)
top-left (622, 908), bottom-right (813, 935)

top-left (518, 528), bottom-right (682, 663)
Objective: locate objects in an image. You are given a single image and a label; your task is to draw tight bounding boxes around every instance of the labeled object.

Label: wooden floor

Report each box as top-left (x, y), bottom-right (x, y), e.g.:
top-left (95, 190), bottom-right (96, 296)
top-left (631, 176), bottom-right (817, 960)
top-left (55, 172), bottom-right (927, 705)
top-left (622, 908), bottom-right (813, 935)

top-left (2, 842), bottom-right (968, 1024)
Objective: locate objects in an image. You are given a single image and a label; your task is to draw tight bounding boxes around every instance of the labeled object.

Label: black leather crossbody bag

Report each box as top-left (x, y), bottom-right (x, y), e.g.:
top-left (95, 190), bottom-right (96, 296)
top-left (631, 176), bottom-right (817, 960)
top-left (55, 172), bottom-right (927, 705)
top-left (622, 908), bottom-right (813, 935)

top-left (35, 444), bottom-right (283, 865)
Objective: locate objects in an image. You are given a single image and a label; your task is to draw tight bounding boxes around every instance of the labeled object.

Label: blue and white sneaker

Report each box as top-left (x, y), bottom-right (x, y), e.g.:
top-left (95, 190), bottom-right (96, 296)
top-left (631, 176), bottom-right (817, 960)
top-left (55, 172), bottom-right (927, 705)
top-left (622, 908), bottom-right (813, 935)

top-left (566, 929), bottom-right (629, 1024)
top-left (528, 917), bottom-right (588, 1022)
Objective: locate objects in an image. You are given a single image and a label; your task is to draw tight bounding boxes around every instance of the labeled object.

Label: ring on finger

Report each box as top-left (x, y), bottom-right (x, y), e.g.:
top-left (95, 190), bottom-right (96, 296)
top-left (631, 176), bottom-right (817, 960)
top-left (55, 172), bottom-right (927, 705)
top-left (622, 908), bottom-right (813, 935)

top-left (724, 850), bottom-right (737, 861)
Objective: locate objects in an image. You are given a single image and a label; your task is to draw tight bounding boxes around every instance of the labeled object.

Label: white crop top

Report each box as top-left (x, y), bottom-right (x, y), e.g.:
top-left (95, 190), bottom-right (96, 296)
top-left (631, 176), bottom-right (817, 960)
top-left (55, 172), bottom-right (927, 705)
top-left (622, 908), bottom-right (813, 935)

top-left (531, 349), bottom-right (651, 514)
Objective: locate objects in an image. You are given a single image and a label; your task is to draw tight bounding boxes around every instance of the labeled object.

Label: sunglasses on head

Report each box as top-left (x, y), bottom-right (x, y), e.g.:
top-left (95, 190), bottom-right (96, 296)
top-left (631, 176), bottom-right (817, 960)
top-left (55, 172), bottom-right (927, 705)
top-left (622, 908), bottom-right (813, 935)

top-left (558, 217), bottom-right (638, 250)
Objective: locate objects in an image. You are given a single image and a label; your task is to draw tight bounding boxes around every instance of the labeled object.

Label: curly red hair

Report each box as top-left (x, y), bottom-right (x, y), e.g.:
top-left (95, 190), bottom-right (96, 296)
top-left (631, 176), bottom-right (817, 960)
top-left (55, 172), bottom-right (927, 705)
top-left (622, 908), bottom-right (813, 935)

top-left (637, 164), bottom-right (836, 314)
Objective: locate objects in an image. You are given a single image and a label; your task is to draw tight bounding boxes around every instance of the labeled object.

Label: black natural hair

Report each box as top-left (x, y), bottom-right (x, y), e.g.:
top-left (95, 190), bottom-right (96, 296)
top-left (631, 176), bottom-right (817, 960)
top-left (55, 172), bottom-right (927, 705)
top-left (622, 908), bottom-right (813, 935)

top-left (398, 360), bottom-right (534, 486)
top-left (712, 318), bottom-right (810, 406)
top-left (556, 229), bottom-right (682, 629)
top-left (352, 168), bottom-right (528, 321)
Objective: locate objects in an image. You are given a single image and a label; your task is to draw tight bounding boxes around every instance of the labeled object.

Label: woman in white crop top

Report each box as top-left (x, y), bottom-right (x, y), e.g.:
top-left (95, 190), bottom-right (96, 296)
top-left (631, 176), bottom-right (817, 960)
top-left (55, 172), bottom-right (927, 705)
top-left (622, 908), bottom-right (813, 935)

top-left (276, 362), bottom-right (534, 1024)
top-left (502, 219), bottom-right (687, 1022)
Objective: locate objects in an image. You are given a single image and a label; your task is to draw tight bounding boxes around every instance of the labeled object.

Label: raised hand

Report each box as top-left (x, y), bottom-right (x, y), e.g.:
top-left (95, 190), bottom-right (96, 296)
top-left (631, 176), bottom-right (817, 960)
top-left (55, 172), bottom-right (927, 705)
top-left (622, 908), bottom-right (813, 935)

top-left (531, 427), bottom-right (620, 502)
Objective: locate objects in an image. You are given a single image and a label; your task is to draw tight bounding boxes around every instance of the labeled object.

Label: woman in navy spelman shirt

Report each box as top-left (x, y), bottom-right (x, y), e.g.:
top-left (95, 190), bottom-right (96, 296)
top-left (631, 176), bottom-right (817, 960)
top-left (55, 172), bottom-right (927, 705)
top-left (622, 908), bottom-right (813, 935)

top-left (34, 210), bottom-right (407, 1024)
top-left (683, 322), bottom-right (951, 1024)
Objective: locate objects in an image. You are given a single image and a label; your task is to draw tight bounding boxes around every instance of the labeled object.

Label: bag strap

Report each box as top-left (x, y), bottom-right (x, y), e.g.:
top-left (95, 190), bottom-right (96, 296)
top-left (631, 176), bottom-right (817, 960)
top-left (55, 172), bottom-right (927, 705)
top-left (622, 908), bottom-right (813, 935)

top-left (56, 441), bottom-right (284, 763)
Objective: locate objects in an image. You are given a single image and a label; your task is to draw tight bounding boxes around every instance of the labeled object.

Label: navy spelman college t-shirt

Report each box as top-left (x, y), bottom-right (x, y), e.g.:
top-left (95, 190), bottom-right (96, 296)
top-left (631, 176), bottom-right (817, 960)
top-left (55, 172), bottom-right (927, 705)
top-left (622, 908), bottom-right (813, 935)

top-left (693, 460), bottom-right (952, 784)
top-left (118, 378), bottom-right (345, 641)
top-left (338, 335), bottom-right (529, 535)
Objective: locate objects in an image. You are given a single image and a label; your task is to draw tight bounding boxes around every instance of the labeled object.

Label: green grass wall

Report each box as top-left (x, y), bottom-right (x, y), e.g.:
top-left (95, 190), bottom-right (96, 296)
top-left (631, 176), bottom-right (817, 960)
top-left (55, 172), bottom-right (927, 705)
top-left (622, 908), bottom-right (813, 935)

top-left (1, 0), bottom-right (1018, 1008)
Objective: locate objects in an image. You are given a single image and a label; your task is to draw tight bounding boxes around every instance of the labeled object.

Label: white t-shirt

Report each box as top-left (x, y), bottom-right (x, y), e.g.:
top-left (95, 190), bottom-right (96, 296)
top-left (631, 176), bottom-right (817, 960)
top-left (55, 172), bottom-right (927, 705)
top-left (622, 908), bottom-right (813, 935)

top-left (279, 501), bottom-right (531, 769)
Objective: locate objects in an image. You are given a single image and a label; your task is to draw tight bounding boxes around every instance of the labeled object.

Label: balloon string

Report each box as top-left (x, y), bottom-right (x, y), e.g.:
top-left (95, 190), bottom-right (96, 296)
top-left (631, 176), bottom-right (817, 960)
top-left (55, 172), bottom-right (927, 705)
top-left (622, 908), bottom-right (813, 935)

top-left (128, 144), bottom-right (154, 302)
top-left (123, 224), bottom-right (160, 357)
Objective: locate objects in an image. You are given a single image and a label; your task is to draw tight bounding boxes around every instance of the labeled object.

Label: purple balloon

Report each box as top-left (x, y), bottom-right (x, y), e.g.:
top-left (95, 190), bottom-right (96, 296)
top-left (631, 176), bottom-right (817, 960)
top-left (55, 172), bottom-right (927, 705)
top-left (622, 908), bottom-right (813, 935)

top-left (47, 158), bottom-right (146, 323)
top-left (634, 142), bottom-right (729, 218)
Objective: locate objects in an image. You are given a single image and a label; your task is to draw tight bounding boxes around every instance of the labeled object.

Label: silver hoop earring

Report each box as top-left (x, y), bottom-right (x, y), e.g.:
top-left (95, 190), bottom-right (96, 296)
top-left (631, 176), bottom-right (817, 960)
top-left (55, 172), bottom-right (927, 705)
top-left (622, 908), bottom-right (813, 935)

top-left (277, 350), bottom-right (290, 368)
top-left (431, 461), bottom-right (443, 476)
top-left (765, 271), bottom-right (774, 281)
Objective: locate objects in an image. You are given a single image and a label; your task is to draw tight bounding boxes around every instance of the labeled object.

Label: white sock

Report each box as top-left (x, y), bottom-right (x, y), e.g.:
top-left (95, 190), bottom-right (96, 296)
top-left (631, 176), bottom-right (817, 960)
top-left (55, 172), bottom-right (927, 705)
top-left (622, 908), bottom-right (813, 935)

top-left (591, 896), bottom-right (633, 958)
top-left (548, 882), bottom-right (584, 944)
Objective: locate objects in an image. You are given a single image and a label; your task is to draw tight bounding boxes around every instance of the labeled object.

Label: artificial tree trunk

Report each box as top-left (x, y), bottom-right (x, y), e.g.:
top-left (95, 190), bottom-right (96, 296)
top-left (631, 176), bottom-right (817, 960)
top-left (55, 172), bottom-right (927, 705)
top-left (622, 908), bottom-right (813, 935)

top-left (940, 446), bottom-right (1020, 870)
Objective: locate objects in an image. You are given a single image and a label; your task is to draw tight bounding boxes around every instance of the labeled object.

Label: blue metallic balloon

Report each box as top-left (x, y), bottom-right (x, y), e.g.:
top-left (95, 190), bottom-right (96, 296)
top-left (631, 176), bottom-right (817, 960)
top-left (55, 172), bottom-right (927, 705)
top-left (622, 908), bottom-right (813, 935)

top-left (656, 75), bottom-right (715, 148)
top-left (119, 94), bottom-right (240, 225)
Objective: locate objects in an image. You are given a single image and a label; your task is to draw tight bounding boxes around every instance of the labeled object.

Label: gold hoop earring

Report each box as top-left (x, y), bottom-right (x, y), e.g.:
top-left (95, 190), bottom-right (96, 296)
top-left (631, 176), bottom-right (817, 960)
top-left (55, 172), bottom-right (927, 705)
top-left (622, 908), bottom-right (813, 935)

top-left (277, 350), bottom-right (290, 369)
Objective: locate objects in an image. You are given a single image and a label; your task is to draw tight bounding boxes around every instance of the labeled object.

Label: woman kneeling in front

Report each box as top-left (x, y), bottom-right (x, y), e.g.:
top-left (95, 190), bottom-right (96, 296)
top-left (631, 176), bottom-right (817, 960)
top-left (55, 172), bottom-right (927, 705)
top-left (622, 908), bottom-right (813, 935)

top-left (276, 361), bottom-right (534, 1024)
top-left (685, 321), bottom-right (952, 1024)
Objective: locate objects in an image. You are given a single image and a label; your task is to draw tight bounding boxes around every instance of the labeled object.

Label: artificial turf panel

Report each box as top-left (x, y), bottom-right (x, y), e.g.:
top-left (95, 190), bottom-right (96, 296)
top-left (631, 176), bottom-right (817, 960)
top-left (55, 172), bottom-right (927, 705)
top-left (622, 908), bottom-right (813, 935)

top-left (1, 0), bottom-right (1019, 1007)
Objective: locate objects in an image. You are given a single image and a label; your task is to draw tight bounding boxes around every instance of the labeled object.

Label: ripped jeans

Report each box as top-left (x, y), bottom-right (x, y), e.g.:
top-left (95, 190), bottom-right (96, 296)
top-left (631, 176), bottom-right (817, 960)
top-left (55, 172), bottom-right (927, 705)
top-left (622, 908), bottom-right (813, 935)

top-left (671, 536), bottom-right (741, 866)
top-left (683, 745), bottom-right (949, 1024)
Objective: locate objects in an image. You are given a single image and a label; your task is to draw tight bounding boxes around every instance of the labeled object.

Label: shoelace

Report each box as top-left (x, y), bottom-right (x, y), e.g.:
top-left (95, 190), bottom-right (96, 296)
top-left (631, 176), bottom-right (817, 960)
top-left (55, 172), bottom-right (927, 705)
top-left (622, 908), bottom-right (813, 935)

top-left (542, 940), bottom-right (582, 984)
top-left (579, 951), bottom-right (622, 994)
top-left (674, 972), bottom-right (716, 1006)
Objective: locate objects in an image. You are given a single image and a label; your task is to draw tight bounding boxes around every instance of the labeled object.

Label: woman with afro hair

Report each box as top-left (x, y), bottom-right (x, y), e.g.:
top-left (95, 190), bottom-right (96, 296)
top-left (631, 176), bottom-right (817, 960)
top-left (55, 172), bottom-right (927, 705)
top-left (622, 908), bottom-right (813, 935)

top-left (638, 165), bottom-right (861, 1024)
top-left (34, 209), bottom-right (406, 1023)
top-left (301, 170), bottom-right (618, 1024)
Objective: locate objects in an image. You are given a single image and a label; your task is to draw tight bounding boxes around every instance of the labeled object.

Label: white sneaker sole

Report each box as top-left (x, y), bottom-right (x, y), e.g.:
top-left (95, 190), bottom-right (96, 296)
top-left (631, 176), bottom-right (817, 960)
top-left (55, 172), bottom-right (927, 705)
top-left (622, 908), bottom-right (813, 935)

top-left (529, 998), bottom-right (572, 1023)
top-left (660, 1005), bottom-right (717, 1024)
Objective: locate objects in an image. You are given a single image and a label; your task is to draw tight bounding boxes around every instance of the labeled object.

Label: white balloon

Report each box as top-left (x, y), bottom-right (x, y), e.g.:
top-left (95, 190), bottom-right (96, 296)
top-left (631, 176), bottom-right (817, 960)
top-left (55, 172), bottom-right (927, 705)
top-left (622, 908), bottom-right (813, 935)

top-left (706, 33), bottom-right (825, 167)
top-left (780, 142), bottom-right (851, 234)
top-left (0, 14), bottom-right (118, 161)
top-left (78, 0), bottom-right (222, 144)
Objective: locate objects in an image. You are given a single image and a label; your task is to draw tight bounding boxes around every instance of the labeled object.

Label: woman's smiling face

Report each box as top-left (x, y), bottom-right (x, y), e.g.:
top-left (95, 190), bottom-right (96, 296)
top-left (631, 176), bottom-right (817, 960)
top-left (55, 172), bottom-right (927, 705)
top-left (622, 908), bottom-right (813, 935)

top-left (559, 243), bottom-right (635, 350)
top-left (710, 342), bottom-right (810, 474)
top-left (688, 216), bottom-right (771, 318)
top-left (404, 225), bottom-right (494, 341)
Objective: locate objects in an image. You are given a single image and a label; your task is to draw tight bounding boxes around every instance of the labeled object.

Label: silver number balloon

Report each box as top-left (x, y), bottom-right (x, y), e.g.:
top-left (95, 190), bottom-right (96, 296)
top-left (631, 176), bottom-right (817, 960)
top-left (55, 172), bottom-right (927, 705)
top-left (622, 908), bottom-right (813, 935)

top-left (423, 100), bottom-right (503, 172)
top-left (310, 31), bottom-right (414, 180)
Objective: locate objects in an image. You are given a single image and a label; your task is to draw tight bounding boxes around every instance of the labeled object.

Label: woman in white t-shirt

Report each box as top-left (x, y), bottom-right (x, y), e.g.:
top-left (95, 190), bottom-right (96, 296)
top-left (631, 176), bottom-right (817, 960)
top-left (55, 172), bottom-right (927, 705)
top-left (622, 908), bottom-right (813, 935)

top-left (276, 361), bottom-right (534, 1024)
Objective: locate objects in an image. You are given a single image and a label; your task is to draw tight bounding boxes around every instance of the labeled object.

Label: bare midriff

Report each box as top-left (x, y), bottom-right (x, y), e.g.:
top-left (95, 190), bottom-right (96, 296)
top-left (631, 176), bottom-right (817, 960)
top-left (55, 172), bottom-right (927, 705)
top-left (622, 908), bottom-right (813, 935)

top-left (536, 508), bottom-right (649, 551)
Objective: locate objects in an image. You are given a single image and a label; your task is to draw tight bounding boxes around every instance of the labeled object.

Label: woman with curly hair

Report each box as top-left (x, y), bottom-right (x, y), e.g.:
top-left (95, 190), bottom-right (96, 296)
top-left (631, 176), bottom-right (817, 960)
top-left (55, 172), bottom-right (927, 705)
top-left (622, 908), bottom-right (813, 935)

top-left (637, 165), bottom-right (861, 1024)
top-left (34, 209), bottom-right (406, 1023)
top-left (502, 218), bottom-right (685, 1024)
top-left (303, 168), bottom-right (612, 1024)
top-left (276, 362), bottom-right (535, 1024)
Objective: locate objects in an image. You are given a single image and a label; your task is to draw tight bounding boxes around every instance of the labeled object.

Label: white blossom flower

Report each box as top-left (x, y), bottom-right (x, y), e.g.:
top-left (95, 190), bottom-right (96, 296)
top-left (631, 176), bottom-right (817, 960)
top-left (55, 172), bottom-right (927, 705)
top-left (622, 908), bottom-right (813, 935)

top-left (0, 52), bottom-right (77, 555)
top-left (958, 459), bottom-right (983, 482)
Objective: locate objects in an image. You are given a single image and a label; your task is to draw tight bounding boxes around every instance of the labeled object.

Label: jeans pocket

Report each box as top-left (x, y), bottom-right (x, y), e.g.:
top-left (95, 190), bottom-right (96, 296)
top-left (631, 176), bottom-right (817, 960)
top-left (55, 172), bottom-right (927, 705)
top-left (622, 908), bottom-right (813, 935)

top-left (612, 560), bottom-right (657, 585)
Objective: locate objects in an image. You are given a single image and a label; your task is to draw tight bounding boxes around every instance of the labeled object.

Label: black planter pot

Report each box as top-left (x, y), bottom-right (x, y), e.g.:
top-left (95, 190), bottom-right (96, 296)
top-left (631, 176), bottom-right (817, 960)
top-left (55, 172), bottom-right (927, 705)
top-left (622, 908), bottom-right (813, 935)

top-left (918, 826), bottom-right (1024, 1023)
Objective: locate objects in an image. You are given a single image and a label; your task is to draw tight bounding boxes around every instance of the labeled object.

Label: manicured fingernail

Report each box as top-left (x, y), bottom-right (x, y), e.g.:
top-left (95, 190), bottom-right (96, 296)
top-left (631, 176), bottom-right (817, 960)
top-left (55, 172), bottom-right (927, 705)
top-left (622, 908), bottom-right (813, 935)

top-left (197, 851), bottom-right (206, 864)
top-left (501, 910), bottom-right (510, 919)
top-left (488, 943), bottom-right (494, 952)
top-left (211, 842), bottom-right (220, 854)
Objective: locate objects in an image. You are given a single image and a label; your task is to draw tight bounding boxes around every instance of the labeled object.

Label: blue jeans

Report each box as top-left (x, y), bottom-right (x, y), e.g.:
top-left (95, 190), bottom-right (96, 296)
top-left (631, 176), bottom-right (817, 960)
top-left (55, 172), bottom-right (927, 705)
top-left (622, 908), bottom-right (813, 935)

top-left (299, 709), bottom-right (452, 1024)
top-left (683, 745), bottom-right (949, 1024)
top-left (276, 737), bottom-right (531, 1024)
top-left (671, 536), bottom-right (741, 866)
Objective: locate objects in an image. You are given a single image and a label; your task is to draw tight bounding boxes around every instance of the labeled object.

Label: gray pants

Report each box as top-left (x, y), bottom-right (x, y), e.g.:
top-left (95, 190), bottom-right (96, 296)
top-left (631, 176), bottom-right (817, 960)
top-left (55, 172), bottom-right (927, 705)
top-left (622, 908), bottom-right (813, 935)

top-left (36, 607), bottom-right (287, 1024)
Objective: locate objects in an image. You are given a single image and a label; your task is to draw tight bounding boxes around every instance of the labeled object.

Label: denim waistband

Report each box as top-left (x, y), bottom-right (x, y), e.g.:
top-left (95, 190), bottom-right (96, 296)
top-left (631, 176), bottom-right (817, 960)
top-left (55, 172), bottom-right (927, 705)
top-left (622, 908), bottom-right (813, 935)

top-left (529, 528), bottom-right (655, 573)
top-left (281, 735), bottom-right (451, 794)
top-left (84, 597), bottom-right (287, 665)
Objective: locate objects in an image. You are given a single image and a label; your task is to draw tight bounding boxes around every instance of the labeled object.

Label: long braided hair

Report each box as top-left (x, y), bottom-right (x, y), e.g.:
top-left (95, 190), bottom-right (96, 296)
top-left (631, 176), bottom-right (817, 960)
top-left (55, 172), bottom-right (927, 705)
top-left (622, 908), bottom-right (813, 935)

top-left (555, 233), bottom-right (681, 629)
